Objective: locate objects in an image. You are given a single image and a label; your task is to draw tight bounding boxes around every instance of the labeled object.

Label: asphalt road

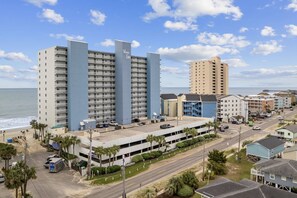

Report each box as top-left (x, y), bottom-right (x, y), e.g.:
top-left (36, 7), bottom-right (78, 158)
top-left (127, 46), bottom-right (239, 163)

top-left (86, 109), bottom-right (297, 198)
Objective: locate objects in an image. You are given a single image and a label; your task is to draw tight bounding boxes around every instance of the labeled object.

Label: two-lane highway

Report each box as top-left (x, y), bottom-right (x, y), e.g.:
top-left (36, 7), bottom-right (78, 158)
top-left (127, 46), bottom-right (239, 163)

top-left (86, 109), bottom-right (297, 198)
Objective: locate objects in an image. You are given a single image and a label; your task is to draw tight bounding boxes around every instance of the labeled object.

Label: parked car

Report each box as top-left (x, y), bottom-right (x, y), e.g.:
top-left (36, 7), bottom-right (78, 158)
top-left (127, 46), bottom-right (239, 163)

top-left (109, 121), bottom-right (118, 126)
top-left (220, 125), bottom-right (229, 129)
top-left (47, 154), bottom-right (59, 161)
top-left (0, 174), bottom-right (5, 183)
top-left (44, 161), bottom-right (50, 169)
top-left (252, 126), bottom-right (261, 130)
top-left (160, 124), bottom-right (173, 129)
top-left (231, 120), bottom-right (239, 124)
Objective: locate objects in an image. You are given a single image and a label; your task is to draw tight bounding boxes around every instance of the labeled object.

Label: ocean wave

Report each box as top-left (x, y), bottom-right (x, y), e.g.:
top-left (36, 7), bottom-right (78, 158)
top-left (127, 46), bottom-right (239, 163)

top-left (0, 116), bottom-right (37, 130)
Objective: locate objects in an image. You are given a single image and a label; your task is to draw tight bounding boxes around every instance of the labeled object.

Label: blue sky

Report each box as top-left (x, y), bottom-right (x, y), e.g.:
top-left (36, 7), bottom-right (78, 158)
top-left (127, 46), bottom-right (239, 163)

top-left (1, 0), bottom-right (297, 88)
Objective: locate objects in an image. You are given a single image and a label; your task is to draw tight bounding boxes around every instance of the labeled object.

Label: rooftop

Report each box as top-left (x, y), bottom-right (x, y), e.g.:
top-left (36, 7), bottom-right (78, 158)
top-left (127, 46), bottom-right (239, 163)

top-left (71, 116), bottom-right (211, 142)
top-left (160, 93), bottom-right (177, 100)
top-left (283, 125), bottom-right (297, 134)
top-left (252, 136), bottom-right (284, 150)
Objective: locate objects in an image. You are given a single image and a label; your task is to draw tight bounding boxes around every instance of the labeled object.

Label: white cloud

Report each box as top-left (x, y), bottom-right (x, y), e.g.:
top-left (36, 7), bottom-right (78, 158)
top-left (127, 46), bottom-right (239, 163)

top-left (285, 24), bottom-right (297, 36)
top-left (25, 0), bottom-right (57, 7)
top-left (101, 39), bottom-right (114, 47)
top-left (260, 26), bottom-right (276, 36)
top-left (49, 33), bottom-right (84, 41)
top-left (161, 66), bottom-right (188, 75)
top-left (287, 0), bottom-right (297, 11)
top-left (41, 9), bottom-right (64, 24)
top-left (251, 40), bottom-right (282, 55)
top-left (239, 27), bottom-right (248, 33)
top-left (222, 58), bottom-right (248, 68)
top-left (157, 44), bottom-right (238, 62)
top-left (131, 40), bottom-right (141, 48)
top-left (281, 34), bottom-right (287, 38)
top-left (197, 32), bottom-right (250, 48)
top-left (144, 0), bottom-right (242, 22)
top-left (90, 10), bottom-right (106, 26)
top-left (164, 20), bottom-right (197, 31)
top-left (0, 50), bottom-right (31, 62)
top-left (0, 65), bottom-right (15, 73)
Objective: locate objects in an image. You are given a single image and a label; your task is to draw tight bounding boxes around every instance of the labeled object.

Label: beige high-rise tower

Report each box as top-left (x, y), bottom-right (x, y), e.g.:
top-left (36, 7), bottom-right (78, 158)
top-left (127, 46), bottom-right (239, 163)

top-left (190, 56), bottom-right (228, 95)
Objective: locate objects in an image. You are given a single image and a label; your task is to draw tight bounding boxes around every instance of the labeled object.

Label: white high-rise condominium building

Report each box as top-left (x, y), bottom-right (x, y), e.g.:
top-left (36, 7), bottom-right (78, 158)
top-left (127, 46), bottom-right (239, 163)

top-left (190, 56), bottom-right (228, 95)
top-left (38, 40), bottom-right (160, 131)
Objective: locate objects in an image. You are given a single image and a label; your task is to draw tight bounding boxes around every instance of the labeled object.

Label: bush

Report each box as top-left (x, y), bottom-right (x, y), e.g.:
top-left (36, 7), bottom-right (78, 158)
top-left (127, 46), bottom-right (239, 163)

top-left (141, 151), bottom-right (162, 160)
top-left (209, 134), bottom-right (217, 138)
top-left (197, 136), bottom-right (205, 142)
top-left (181, 171), bottom-right (199, 189)
top-left (91, 167), bottom-right (106, 175)
top-left (132, 155), bottom-right (143, 163)
top-left (204, 134), bottom-right (210, 139)
top-left (176, 142), bottom-right (185, 148)
top-left (107, 165), bottom-right (121, 174)
top-left (142, 153), bottom-right (152, 160)
top-left (177, 185), bottom-right (194, 197)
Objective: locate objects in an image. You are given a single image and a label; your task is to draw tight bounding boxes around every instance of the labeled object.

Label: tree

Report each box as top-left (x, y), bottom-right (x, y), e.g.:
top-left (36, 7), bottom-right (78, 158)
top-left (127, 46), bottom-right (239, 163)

top-left (155, 136), bottom-right (166, 151)
top-left (165, 176), bottom-right (183, 196)
top-left (111, 145), bottom-right (120, 165)
top-left (44, 132), bottom-right (53, 151)
top-left (0, 143), bottom-right (17, 170)
top-left (181, 171), bottom-right (199, 189)
top-left (189, 128), bottom-right (197, 140)
top-left (146, 134), bottom-right (155, 152)
top-left (38, 123), bottom-right (48, 141)
top-left (51, 135), bottom-right (63, 157)
top-left (212, 121), bottom-right (220, 135)
top-left (4, 160), bottom-right (37, 198)
top-left (94, 146), bottom-right (106, 167)
top-left (61, 136), bottom-right (72, 159)
top-left (207, 149), bottom-right (227, 175)
top-left (205, 121), bottom-right (213, 133)
top-left (141, 188), bottom-right (157, 198)
top-left (106, 147), bottom-right (113, 167)
top-left (70, 136), bottom-right (81, 155)
top-left (30, 119), bottom-right (38, 139)
top-left (183, 127), bottom-right (191, 140)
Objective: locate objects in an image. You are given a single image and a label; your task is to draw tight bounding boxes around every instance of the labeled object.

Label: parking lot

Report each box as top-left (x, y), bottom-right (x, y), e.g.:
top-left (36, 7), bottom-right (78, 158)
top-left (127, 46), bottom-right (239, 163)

top-left (0, 151), bottom-right (89, 198)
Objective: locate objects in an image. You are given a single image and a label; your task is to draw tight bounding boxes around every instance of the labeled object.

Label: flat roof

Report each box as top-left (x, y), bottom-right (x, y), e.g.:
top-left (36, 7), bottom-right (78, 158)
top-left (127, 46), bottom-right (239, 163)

top-left (71, 116), bottom-right (211, 142)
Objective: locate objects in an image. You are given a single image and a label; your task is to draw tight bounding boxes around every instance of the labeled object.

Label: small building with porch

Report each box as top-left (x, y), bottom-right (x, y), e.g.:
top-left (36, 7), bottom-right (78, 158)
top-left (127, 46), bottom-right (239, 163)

top-left (276, 125), bottom-right (297, 143)
top-left (246, 136), bottom-right (285, 161)
top-left (250, 158), bottom-right (297, 192)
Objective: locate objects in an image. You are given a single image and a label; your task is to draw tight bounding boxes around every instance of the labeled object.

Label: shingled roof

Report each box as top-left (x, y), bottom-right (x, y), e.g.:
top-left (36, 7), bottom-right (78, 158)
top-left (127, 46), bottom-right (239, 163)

top-left (160, 93), bottom-right (177, 100)
top-left (196, 178), bottom-right (297, 198)
top-left (255, 136), bottom-right (284, 150)
top-left (254, 159), bottom-right (297, 180)
top-left (283, 125), bottom-right (297, 134)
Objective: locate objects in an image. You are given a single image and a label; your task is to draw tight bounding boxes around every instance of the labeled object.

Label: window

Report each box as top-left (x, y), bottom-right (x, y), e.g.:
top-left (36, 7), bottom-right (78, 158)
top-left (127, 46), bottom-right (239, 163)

top-left (269, 174), bottom-right (275, 180)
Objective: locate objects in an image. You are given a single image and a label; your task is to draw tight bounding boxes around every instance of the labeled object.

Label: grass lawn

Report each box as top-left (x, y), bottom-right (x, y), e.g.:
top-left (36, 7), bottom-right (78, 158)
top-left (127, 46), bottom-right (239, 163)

top-left (224, 149), bottom-right (253, 181)
top-left (91, 138), bottom-right (219, 185)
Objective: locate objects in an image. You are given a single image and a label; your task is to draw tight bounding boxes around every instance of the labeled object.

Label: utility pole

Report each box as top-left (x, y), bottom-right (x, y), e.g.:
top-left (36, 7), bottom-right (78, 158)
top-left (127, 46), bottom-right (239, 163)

top-left (87, 129), bottom-right (93, 180)
top-left (21, 130), bottom-right (28, 164)
top-left (237, 126), bottom-right (241, 161)
top-left (202, 143), bottom-right (205, 179)
top-left (122, 155), bottom-right (126, 198)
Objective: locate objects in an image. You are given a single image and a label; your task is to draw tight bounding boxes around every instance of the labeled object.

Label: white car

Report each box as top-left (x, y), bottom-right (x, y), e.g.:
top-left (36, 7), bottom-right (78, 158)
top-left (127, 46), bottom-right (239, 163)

top-left (109, 121), bottom-right (118, 126)
top-left (252, 126), bottom-right (261, 130)
top-left (0, 174), bottom-right (5, 183)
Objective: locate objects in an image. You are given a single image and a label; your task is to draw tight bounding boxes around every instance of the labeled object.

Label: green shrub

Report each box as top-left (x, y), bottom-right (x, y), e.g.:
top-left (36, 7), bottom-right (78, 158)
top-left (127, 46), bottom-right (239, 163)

top-left (197, 136), bottom-right (205, 142)
top-left (176, 142), bottom-right (185, 148)
top-left (107, 165), bottom-right (121, 174)
top-left (209, 134), bottom-right (216, 138)
top-left (91, 167), bottom-right (106, 175)
top-left (150, 151), bottom-right (162, 158)
top-left (177, 185), bottom-right (194, 197)
top-left (141, 153), bottom-right (152, 160)
top-left (204, 134), bottom-right (210, 139)
top-left (132, 155), bottom-right (143, 163)
top-left (181, 171), bottom-right (199, 189)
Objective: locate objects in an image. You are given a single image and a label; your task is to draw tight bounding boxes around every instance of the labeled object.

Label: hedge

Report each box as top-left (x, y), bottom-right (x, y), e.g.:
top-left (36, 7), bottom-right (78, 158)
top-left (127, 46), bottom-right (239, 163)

top-left (176, 134), bottom-right (216, 149)
top-left (91, 165), bottom-right (121, 176)
top-left (177, 184), bottom-right (194, 197)
top-left (141, 151), bottom-right (162, 160)
top-left (131, 155), bottom-right (144, 163)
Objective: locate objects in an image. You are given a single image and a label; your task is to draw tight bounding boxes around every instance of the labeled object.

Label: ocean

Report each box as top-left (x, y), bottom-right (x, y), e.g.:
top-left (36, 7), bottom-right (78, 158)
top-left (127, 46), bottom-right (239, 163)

top-left (1, 87), bottom-right (296, 130)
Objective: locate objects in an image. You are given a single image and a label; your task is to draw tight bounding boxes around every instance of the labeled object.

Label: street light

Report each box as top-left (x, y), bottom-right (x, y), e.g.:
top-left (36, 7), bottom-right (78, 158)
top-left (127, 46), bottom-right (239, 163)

top-left (122, 155), bottom-right (126, 198)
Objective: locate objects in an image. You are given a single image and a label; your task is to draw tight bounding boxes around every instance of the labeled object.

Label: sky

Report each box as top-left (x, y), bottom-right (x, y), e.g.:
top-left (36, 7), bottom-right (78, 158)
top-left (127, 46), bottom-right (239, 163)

top-left (1, 0), bottom-right (297, 88)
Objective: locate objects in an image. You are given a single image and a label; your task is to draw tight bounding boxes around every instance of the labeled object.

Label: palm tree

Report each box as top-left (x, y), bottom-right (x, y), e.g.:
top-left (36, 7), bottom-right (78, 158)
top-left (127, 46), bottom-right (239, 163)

top-left (94, 146), bottom-right (106, 167)
top-left (0, 143), bottom-right (17, 170)
top-left (155, 136), bottom-right (166, 151)
top-left (44, 132), bottom-right (53, 151)
top-left (146, 134), bottom-right (155, 152)
top-left (111, 145), bottom-right (120, 165)
top-left (183, 127), bottom-right (191, 140)
top-left (61, 136), bottom-right (72, 159)
top-left (165, 176), bottom-right (183, 196)
top-left (30, 119), bottom-right (38, 139)
top-left (106, 147), bottom-right (113, 167)
top-left (3, 165), bottom-right (22, 198)
top-left (205, 121), bottom-right (213, 133)
top-left (38, 123), bottom-right (48, 141)
top-left (212, 121), bottom-right (220, 135)
top-left (142, 188), bottom-right (157, 198)
top-left (189, 128), bottom-right (197, 140)
top-left (70, 136), bottom-right (81, 155)
top-left (51, 135), bottom-right (63, 157)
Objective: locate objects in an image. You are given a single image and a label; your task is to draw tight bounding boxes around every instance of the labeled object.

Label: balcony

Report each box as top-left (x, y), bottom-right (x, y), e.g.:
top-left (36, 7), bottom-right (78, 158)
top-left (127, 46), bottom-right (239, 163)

top-left (55, 56), bottom-right (67, 62)
top-left (55, 76), bottom-right (67, 81)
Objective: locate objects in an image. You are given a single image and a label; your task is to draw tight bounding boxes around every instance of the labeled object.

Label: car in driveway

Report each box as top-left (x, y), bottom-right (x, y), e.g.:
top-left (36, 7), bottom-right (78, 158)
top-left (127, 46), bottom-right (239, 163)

top-left (47, 154), bottom-right (59, 161)
top-left (0, 174), bottom-right (5, 183)
top-left (252, 126), bottom-right (261, 130)
top-left (160, 124), bottom-right (173, 129)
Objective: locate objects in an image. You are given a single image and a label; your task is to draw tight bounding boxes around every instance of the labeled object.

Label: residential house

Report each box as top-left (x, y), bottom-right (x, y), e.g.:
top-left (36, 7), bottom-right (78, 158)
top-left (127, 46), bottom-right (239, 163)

top-left (283, 145), bottom-right (297, 161)
top-left (195, 177), bottom-right (297, 198)
top-left (177, 94), bottom-right (217, 118)
top-left (276, 125), bottom-right (297, 143)
top-left (246, 136), bottom-right (285, 160)
top-left (217, 95), bottom-right (248, 122)
top-left (160, 94), bottom-right (177, 117)
top-left (251, 158), bottom-right (297, 192)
